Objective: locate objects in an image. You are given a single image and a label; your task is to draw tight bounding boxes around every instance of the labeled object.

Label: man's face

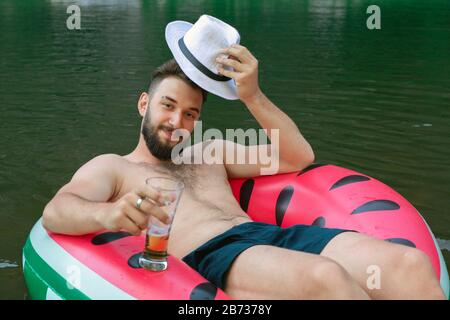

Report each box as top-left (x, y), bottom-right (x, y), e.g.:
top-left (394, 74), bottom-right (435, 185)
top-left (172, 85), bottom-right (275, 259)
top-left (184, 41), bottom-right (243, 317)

top-left (141, 77), bottom-right (203, 160)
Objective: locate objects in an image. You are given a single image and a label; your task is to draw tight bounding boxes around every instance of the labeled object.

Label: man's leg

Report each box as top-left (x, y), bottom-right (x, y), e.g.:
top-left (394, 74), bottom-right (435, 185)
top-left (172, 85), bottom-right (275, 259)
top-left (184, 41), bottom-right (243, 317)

top-left (224, 245), bottom-right (370, 299)
top-left (320, 232), bottom-right (446, 299)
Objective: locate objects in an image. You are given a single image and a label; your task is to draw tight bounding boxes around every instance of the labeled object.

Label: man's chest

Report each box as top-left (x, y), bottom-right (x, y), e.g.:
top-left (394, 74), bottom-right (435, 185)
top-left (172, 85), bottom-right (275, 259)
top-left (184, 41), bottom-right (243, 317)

top-left (116, 162), bottom-right (230, 201)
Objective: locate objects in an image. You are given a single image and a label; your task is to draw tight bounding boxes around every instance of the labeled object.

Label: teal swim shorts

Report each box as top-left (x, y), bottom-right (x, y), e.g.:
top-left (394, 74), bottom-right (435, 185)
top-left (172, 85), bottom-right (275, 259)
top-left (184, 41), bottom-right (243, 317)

top-left (182, 221), bottom-right (354, 290)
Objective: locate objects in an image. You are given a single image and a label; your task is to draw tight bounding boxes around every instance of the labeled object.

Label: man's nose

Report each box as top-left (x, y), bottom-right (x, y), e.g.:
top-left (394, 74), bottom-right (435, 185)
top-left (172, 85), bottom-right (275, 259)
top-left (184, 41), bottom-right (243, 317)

top-left (168, 111), bottom-right (182, 128)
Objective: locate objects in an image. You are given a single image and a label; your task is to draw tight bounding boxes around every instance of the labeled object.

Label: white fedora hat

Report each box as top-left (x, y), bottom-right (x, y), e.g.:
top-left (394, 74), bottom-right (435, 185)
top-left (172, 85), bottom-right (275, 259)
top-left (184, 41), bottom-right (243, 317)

top-left (165, 15), bottom-right (240, 100)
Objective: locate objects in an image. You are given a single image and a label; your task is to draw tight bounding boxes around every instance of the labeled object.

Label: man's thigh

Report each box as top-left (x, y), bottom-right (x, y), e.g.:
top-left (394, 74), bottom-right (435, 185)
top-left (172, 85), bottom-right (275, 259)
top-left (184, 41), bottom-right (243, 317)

top-left (224, 245), bottom-right (333, 299)
top-left (320, 231), bottom-right (419, 297)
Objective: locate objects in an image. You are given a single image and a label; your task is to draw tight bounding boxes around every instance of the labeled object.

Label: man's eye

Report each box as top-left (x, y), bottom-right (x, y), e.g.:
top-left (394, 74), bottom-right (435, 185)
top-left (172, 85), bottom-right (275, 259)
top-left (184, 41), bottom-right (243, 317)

top-left (186, 113), bottom-right (195, 119)
top-left (163, 103), bottom-right (172, 108)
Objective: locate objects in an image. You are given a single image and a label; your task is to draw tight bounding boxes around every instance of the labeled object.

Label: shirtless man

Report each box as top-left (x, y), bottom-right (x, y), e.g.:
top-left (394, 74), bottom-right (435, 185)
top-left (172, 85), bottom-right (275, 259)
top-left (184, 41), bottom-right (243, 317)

top-left (42, 45), bottom-right (445, 300)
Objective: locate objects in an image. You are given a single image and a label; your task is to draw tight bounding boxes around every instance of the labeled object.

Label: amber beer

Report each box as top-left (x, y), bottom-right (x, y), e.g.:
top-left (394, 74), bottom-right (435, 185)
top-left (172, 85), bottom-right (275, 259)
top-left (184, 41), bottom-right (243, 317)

top-left (143, 231), bottom-right (169, 261)
top-left (139, 177), bottom-right (184, 271)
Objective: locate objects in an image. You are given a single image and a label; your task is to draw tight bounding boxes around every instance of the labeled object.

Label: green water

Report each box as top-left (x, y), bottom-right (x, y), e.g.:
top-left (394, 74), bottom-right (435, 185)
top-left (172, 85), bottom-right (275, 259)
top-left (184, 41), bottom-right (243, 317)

top-left (0, 0), bottom-right (449, 299)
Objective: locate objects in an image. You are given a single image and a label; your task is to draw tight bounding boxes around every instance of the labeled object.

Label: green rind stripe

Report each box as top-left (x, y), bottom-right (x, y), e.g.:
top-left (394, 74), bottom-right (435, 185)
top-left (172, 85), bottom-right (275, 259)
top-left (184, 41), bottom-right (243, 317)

top-left (23, 257), bottom-right (49, 300)
top-left (25, 219), bottom-right (134, 300)
top-left (23, 236), bottom-right (90, 300)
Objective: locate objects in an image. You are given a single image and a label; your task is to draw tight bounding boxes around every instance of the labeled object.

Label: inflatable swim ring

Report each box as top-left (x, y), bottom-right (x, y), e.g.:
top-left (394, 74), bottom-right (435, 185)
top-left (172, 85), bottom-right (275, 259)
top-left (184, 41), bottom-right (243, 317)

top-left (22, 164), bottom-right (449, 299)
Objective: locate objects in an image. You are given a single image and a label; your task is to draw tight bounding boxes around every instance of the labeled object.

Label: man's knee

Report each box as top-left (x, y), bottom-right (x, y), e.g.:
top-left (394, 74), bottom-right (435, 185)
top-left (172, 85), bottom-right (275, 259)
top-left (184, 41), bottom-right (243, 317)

top-left (400, 248), bottom-right (431, 271)
top-left (391, 248), bottom-right (445, 299)
top-left (293, 259), bottom-right (359, 299)
top-left (394, 248), bottom-right (435, 282)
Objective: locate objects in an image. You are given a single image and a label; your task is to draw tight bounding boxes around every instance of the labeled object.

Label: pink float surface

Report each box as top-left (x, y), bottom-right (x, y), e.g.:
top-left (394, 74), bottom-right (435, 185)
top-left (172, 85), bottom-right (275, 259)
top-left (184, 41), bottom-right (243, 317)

top-left (48, 164), bottom-right (440, 299)
top-left (229, 164), bottom-right (440, 277)
top-left (49, 230), bottom-right (230, 300)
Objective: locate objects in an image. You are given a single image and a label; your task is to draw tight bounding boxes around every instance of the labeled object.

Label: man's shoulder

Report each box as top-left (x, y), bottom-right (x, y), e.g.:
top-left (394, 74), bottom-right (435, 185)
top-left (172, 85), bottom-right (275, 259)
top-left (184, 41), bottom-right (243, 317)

top-left (182, 139), bottom-right (227, 151)
top-left (80, 153), bottom-right (126, 172)
top-left (89, 153), bottom-right (124, 164)
top-left (179, 139), bottom-right (223, 158)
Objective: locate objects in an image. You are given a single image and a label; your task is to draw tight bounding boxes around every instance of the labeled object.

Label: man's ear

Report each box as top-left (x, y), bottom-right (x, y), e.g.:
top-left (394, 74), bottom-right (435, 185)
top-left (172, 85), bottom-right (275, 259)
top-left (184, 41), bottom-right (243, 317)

top-left (137, 92), bottom-right (149, 117)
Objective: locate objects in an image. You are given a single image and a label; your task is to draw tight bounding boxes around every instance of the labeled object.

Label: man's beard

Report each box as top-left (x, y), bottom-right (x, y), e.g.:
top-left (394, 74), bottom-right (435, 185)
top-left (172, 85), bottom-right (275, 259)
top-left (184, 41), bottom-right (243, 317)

top-left (141, 113), bottom-right (176, 161)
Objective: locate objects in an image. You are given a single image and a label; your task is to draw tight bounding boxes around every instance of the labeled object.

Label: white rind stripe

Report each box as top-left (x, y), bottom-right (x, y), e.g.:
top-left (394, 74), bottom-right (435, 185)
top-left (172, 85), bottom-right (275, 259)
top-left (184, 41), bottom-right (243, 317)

top-left (46, 288), bottom-right (63, 300)
top-left (419, 212), bottom-right (450, 298)
top-left (29, 218), bottom-right (135, 300)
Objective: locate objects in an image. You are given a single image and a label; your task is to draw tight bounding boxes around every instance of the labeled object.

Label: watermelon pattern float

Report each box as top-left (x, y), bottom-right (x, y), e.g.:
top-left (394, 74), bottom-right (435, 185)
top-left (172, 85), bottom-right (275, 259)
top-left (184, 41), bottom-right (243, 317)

top-left (23, 164), bottom-right (449, 299)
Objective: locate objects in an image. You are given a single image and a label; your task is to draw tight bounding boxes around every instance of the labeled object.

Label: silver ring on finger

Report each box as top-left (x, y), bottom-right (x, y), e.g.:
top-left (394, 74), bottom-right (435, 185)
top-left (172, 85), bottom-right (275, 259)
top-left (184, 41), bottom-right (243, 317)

top-left (138, 223), bottom-right (147, 230)
top-left (136, 197), bottom-right (144, 210)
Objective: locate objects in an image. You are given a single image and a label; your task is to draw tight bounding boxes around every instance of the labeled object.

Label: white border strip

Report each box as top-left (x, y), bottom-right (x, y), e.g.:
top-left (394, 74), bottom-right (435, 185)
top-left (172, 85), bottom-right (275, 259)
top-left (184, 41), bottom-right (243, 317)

top-left (46, 288), bottom-right (63, 300)
top-left (29, 218), bottom-right (135, 300)
top-left (419, 212), bottom-right (450, 298)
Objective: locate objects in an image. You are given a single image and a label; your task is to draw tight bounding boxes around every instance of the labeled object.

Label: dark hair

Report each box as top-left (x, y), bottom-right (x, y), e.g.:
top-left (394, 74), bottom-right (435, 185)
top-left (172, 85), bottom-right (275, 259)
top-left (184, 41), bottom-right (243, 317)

top-left (149, 59), bottom-right (207, 104)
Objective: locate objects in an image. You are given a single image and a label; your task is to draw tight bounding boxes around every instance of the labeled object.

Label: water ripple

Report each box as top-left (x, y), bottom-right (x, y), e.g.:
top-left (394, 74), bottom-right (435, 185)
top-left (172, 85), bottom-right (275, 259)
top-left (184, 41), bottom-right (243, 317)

top-left (437, 239), bottom-right (450, 252)
top-left (0, 259), bottom-right (18, 269)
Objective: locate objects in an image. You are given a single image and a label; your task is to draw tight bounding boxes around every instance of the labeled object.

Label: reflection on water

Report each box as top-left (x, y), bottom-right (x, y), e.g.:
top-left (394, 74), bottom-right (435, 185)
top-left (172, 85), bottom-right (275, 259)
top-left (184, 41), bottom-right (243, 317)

top-left (438, 239), bottom-right (450, 252)
top-left (0, 260), bottom-right (18, 269)
top-left (0, 0), bottom-right (449, 299)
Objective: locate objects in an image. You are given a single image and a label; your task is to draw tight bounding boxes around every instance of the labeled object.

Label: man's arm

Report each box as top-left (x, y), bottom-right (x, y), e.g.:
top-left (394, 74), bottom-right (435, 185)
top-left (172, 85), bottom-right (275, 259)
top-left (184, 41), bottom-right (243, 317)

top-left (42, 154), bottom-right (119, 235)
top-left (216, 44), bottom-right (315, 178)
top-left (42, 154), bottom-right (170, 235)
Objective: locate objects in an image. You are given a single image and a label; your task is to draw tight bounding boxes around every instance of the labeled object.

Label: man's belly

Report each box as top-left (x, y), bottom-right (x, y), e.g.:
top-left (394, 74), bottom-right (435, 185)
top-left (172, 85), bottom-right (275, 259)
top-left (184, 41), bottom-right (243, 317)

top-left (167, 202), bottom-right (252, 259)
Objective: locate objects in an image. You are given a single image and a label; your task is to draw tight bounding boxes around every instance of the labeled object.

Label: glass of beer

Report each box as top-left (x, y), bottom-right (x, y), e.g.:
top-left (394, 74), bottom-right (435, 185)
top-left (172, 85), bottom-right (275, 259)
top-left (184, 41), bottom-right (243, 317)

top-left (139, 177), bottom-right (184, 271)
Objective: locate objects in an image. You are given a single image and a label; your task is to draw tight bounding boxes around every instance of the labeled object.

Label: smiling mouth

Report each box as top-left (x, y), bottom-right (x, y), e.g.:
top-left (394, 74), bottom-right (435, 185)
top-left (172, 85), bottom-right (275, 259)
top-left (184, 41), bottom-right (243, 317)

top-left (160, 128), bottom-right (174, 140)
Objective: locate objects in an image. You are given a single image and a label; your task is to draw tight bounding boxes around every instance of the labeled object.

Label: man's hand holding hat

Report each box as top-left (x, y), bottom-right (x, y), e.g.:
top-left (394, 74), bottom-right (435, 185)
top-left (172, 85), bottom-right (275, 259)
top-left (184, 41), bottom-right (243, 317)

top-left (216, 44), bottom-right (263, 105)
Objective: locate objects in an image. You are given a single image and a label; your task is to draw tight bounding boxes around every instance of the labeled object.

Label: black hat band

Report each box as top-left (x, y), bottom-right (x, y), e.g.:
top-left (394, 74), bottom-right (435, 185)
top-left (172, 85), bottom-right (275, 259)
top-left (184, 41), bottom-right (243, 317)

top-left (178, 37), bottom-right (231, 82)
